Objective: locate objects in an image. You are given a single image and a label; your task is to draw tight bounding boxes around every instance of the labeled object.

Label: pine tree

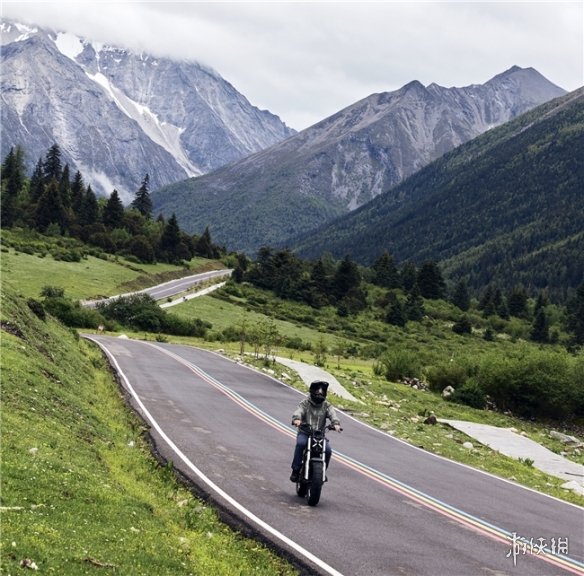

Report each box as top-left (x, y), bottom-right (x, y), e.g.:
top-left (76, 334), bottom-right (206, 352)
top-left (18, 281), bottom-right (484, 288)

top-left (131, 174), bottom-right (152, 219)
top-left (59, 164), bottom-right (72, 209)
top-left (195, 227), bottom-right (217, 259)
top-left (30, 159), bottom-right (45, 203)
top-left (405, 282), bottom-right (425, 321)
top-left (1, 146), bottom-right (26, 227)
top-left (507, 285), bottom-right (529, 318)
top-left (530, 308), bottom-right (549, 343)
top-left (401, 262), bottom-right (417, 292)
top-left (332, 255), bottom-right (361, 300)
top-left (102, 189), bottom-right (125, 229)
top-left (160, 213), bottom-right (182, 256)
top-left (80, 185), bottom-right (99, 226)
top-left (451, 279), bottom-right (470, 311)
top-left (417, 261), bottom-right (446, 300)
top-left (566, 283), bottom-right (584, 345)
top-left (71, 171), bottom-right (86, 216)
top-left (42, 143), bottom-right (62, 182)
top-left (35, 179), bottom-right (66, 232)
top-left (385, 293), bottom-right (407, 327)
top-left (373, 251), bottom-right (400, 289)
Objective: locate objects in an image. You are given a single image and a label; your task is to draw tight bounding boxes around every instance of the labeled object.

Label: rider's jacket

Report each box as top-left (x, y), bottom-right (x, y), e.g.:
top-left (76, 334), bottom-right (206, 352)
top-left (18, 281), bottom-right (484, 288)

top-left (292, 397), bottom-right (340, 432)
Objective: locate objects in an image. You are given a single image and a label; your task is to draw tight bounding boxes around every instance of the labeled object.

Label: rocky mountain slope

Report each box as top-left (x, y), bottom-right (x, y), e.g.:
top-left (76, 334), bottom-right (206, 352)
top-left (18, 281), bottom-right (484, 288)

top-left (0, 20), bottom-right (294, 200)
top-left (290, 88), bottom-right (584, 299)
top-left (152, 66), bottom-right (565, 253)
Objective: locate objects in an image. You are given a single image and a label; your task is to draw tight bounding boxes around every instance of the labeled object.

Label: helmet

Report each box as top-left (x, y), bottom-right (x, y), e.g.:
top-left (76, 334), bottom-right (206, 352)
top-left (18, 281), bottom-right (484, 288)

top-left (309, 380), bottom-right (329, 404)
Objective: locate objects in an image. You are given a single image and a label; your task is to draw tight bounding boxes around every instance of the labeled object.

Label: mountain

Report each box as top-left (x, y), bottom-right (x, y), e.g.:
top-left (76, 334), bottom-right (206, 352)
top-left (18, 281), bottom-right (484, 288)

top-left (290, 88), bottom-right (584, 300)
top-left (0, 20), bottom-right (295, 200)
top-left (151, 66), bottom-right (566, 253)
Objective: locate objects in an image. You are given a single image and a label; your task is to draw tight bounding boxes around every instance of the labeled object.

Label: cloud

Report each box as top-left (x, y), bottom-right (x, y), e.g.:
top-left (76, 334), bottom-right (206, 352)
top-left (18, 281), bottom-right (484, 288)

top-left (2, 1), bottom-right (582, 130)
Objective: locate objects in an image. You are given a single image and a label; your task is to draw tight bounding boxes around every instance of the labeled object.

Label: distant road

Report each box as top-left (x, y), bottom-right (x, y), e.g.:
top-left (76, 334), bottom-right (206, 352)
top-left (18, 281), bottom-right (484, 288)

top-left (82, 269), bottom-right (232, 308)
top-left (86, 335), bottom-right (584, 576)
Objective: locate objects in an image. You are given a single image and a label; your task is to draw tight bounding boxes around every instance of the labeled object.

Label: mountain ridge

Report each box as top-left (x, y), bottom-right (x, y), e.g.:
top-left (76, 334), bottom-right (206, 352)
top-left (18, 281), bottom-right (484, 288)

top-left (289, 87), bottom-right (584, 299)
top-left (152, 66), bottom-right (565, 252)
top-left (0, 20), bottom-right (295, 200)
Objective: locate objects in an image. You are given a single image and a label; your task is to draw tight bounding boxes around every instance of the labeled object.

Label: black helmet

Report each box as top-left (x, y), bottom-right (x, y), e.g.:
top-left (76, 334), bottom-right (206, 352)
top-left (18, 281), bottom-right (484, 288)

top-left (309, 380), bottom-right (329, 404)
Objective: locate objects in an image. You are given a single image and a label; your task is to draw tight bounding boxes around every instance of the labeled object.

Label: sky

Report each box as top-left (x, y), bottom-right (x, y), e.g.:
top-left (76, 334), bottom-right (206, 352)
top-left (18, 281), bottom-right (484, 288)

top-left (2, 1), bottom-right (583, 131)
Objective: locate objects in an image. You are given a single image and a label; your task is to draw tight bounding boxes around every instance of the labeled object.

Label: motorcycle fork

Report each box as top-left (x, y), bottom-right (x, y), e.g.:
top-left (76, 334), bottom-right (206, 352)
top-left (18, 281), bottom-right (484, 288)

top-left (302, 442), bottom-right (310, 481)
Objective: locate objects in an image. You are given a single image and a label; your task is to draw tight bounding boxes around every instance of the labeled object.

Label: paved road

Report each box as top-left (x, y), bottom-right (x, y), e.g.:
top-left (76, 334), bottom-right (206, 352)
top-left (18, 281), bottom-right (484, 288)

top-left (82, 269), bottom-right (232, 307)
top-left (86, 335), bottom-right (584, 576)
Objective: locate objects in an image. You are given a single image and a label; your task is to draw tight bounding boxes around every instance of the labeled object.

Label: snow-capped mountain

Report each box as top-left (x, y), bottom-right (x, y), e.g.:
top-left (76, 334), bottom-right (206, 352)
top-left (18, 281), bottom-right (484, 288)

top-left (0, 20), bottom-right (295, 200)
top-left (152, 66), bottom-right (566, 254)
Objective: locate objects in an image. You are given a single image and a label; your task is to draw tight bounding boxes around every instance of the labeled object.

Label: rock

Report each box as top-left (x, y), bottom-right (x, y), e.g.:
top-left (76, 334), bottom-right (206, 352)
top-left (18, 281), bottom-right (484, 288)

top-left (442, 385), bottom-right (455, 398)
top-left (550, 430), bottom-right (583, 446)
top-left (423, 414), bottom-right (437, 425)
top-left (462, 441), bottom-right (474, 450)
top-left (561, 481), bottom-right (584, 497)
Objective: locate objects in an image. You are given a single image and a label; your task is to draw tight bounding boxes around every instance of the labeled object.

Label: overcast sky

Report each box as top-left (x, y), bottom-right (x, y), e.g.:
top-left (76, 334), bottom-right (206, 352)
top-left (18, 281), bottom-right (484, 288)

top-left (2, 1), bottom-right (583, 130)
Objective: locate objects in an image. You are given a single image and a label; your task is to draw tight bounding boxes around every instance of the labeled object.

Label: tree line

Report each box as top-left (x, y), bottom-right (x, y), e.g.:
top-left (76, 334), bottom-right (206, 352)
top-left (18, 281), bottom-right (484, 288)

top-left (2, 144), bottom-right (583, 347)
top-left (235, 247), bottom-right (584, 347)
top-left (1, 144), bottom-right (224, 264)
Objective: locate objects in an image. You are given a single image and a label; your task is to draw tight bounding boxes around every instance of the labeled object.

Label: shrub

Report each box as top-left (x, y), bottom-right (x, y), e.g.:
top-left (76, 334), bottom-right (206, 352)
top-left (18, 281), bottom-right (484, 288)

top-left (379, 348), bottom-right (421, 381)
top-left (43, 297), bottom-right (104, 329)
top-left (97, 294), bottom-right (210, 337)
top-left (40, 285), bottom-right (65, 298)
top-left (27, 298), bottom-right (46, 321)
top-left (448, 380), bottom-right (487, 409)
top-left (475, 348), bottom-right (580, 420)
top-left (452, 316), bottom-right (472, 335)
top-left (426, 362), bottom-right (468, 392)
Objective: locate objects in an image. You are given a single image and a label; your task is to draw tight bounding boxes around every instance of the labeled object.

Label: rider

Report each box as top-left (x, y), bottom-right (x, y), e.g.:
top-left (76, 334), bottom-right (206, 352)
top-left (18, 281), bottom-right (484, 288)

top-left (290, 380), bottom-right (341, 482)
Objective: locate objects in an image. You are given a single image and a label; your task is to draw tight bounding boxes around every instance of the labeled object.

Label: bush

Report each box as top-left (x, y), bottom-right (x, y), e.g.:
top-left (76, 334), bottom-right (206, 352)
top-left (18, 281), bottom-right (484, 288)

top-left (97, 294), bottom-right (210, 337)
top-left (379, 348), bottom-right (421, 381)
top-left (27, 298), bottom-right (46, 321)
top-left (452, 316), bottom-right (472, 335)
top-left (43, 297), bottom-right (104, 329)
top-left (475, 348), bottom-right (580, 420)
top-left (41, 285), bottom-right (65, 298)
top-left (448, 380), bottom-right (487, 409)
top-left (426, 362), bottom-right (469, 392)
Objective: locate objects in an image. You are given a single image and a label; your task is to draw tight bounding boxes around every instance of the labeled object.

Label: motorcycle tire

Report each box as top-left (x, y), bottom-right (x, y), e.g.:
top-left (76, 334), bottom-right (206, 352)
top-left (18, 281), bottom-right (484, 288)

top-left (307, 461), bottom-right (323, 506)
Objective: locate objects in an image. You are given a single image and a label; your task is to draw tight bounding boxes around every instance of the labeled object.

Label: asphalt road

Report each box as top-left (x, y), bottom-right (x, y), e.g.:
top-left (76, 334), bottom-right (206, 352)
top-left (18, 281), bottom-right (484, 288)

top-left (82, 269), bottom-right (232, 307)
top-left (86, 335), bottom-right (584, 576)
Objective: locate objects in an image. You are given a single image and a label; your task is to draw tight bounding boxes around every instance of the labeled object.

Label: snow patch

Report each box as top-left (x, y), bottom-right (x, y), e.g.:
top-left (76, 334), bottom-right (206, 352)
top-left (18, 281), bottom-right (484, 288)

top-left (54, 32), bottom-right (84, 60)
top-left (85, 71), bottom-right (201, 177)
top-left (0, 21), bottom-right (37, 42)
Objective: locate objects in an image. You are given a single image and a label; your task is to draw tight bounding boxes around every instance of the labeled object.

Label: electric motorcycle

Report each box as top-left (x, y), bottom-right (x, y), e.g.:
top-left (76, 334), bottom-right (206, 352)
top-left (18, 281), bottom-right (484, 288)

top-left (295, 423), bottom-right (340, 506)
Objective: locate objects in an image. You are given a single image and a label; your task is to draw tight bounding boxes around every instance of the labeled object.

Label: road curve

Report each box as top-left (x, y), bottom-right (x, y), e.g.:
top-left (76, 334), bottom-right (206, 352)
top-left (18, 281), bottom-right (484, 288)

top-left (86, 335), bottom-right (584, 576)
top-left (82, 269), bottom-right (232, 307)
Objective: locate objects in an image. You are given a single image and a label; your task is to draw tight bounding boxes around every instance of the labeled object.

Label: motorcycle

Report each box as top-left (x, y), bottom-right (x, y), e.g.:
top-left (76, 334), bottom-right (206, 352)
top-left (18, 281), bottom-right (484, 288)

top-left (295, 423), bottom-right (341, 506)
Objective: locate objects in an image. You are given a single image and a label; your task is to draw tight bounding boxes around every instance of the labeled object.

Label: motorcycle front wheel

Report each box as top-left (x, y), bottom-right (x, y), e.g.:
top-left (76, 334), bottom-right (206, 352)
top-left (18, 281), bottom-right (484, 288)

top-left (306, 461), bottom-right (323, 506)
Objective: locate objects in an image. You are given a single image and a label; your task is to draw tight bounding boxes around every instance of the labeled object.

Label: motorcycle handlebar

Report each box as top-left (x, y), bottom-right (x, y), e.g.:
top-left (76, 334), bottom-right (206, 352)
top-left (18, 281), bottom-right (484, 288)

top-left (295, 422), bottom-right (342, 433)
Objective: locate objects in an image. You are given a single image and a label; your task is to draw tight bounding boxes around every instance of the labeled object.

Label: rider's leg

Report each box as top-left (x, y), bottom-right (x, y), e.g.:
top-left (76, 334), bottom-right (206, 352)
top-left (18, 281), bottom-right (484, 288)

top-left (325, 439), bottom-right (332, 468)
top-left (290, 432), bottom-right (308, 481)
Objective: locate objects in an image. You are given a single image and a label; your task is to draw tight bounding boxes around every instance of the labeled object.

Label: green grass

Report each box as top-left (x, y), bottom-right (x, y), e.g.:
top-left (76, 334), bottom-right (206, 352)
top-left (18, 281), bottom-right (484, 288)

top-left (0, 284), bottom-right (297, 575)
top-left (0, 229), bottom-right (225, 301)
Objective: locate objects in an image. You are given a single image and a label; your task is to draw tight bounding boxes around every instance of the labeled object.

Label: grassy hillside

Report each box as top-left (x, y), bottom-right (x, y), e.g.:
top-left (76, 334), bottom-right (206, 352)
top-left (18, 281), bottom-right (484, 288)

top-left (1, 228), bottom-right (225, 300)
top-left (291, 88), bottom-right (584, 300)
top-left (0, 284), bottom-right (297, 575)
